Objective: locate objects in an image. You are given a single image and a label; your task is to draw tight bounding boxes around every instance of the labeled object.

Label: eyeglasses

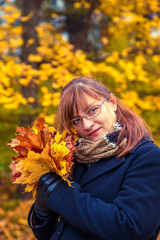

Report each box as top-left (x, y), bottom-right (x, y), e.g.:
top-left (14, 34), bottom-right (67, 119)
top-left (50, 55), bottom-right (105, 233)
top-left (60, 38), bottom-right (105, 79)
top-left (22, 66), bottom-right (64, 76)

top-left (71, 99), bottom-right (107, 129)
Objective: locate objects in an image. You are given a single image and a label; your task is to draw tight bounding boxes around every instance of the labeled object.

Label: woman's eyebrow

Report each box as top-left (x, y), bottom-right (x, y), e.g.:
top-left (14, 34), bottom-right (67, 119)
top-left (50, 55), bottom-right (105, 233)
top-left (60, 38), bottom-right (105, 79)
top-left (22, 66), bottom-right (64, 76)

top-left (84, 101), bottom-right (97, 111)
top-left (71, 101), bottom-right (97, 119)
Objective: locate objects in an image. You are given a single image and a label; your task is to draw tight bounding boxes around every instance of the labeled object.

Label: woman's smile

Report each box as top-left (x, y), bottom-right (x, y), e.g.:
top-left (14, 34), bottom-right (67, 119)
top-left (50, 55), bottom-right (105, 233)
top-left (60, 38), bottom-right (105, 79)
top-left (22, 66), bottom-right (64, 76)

top-left (88, 128), bottom-right (101, 137)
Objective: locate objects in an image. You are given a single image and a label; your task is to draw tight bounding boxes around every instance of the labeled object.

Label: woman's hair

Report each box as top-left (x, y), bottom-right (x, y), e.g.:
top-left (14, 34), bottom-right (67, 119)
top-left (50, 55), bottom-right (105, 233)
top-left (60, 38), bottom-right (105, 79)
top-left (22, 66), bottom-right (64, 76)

top-left (54, 77), bottom-right (152, 157)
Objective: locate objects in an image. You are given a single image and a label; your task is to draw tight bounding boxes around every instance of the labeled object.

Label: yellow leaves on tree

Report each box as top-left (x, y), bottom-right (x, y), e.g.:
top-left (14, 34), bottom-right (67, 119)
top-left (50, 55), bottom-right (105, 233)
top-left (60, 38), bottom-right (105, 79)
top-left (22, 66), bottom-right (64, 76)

top-left (8, 118), bottom-right (77, 197)
top-left (0, 6), bottom-right (95, 111)
top-left (0, 0), bottom-right (160, 143)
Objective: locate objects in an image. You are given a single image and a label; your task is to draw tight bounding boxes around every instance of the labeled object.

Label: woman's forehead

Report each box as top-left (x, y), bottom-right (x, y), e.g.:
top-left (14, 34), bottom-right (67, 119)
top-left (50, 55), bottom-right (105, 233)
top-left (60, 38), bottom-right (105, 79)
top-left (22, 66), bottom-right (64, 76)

top-left (72, 94), bottom-right (102, 115)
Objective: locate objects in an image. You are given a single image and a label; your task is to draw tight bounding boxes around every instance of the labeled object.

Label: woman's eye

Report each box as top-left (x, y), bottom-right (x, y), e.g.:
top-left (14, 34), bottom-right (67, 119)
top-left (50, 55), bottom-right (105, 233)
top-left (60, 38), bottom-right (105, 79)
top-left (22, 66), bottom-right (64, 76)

top-left (88, 106), bottom-right (98, 115)
top-left (72, 118), bottom-right (81, 125)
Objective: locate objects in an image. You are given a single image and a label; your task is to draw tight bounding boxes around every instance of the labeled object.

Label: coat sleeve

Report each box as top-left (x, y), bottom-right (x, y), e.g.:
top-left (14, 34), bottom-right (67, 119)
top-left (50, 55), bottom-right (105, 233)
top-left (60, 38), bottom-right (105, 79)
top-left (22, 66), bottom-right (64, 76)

top-left (28, 204), bottom-right (59, 240)
top-left (47, 147), bottom-right (160, 240)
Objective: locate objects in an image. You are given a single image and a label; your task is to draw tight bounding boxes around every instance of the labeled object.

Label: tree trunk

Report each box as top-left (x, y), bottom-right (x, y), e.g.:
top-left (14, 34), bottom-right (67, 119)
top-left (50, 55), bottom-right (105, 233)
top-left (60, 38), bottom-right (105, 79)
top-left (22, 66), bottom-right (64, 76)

top-left (64, 0), bottom-right (100, 50)
top-left (20, 0), bottom-right (44, 127)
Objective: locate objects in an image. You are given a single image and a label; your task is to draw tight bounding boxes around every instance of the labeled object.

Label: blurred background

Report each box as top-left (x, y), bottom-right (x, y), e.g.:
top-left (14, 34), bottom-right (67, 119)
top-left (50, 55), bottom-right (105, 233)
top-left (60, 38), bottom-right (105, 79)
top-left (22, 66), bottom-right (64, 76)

top-left (0, 0), bottom-right (160, 239)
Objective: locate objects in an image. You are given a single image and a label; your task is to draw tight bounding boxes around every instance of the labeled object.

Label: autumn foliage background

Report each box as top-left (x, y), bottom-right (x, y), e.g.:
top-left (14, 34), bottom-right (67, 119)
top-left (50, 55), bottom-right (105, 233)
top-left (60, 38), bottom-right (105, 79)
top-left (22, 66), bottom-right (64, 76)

top-left (0, 0), bottom-right (160, 239)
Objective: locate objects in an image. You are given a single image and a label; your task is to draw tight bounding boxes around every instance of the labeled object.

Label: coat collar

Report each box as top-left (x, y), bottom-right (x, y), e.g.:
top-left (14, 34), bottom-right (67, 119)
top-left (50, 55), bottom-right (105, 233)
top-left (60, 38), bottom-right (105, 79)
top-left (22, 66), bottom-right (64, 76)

top-left (128, 136), bottom-right (152, 154)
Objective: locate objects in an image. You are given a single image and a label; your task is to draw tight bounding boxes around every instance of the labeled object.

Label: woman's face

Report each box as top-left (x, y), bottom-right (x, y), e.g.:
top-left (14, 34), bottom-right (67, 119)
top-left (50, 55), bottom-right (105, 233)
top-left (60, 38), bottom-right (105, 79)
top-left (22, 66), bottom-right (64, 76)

top-left (72, 94), bottom-right (117, 142)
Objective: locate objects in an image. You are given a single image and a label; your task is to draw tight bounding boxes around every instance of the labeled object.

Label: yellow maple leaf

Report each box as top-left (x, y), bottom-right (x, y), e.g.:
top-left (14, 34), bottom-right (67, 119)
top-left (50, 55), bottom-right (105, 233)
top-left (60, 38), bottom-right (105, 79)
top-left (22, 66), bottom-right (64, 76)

top-left (54, 131), bottom-right (62, 144)
top-left (52, 142), bottom-right (70, 161)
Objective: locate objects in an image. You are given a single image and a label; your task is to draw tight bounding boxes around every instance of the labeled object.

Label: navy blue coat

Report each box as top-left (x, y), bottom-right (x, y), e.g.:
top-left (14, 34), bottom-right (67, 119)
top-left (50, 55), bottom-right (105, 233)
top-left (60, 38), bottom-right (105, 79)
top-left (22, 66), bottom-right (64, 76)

top-left (28, 138), bottom-right (160, 240)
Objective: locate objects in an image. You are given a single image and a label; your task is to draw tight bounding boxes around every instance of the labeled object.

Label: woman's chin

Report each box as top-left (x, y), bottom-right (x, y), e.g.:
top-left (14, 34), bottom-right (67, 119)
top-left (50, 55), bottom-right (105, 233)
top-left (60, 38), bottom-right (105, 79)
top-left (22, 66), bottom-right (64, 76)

top-left (87, 134), bottom-right (102, 142)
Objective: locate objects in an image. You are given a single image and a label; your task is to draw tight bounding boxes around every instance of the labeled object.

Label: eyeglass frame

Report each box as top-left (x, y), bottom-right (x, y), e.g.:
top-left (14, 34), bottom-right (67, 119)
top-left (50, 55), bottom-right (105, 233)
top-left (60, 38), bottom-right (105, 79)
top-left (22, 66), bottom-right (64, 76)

top-left (70, 98), bottom-right (107, 129)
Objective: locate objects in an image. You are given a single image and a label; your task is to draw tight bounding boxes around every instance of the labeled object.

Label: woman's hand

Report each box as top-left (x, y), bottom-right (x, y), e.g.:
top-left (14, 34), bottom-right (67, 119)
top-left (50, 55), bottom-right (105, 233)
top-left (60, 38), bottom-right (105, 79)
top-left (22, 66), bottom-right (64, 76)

top-left (34, 172), bottom-right (61, 224)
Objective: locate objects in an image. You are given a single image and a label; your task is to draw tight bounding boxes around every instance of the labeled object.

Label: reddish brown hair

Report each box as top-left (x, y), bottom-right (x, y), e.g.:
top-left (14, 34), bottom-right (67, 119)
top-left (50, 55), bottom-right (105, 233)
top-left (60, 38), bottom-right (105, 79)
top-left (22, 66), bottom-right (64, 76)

top-left (54, 77), bottom-right (152, 157)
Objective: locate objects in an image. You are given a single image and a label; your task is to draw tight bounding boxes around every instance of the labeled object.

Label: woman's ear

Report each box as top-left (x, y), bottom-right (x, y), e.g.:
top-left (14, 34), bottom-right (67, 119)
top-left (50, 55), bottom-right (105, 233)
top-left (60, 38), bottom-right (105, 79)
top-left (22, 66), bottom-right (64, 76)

top-left (109, 94), bottom-right (117, 111)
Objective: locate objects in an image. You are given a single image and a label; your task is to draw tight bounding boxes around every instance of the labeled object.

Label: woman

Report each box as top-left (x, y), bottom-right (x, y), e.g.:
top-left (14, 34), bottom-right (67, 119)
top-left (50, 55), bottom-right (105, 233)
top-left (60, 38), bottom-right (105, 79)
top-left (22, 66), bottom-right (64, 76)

top-left (28, 77), bottom-right (160, 240)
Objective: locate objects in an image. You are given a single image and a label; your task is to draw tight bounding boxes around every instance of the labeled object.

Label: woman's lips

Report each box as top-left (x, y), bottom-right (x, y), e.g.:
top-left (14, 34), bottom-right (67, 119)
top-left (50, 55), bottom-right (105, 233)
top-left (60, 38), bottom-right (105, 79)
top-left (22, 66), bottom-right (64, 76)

top-left (89, 128), bottom-right (100, 136)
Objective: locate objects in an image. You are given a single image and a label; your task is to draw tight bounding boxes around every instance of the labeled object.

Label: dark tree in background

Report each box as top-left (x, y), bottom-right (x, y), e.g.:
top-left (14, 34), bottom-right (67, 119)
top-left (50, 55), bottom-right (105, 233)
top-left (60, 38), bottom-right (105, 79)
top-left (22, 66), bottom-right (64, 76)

top-left (20, 0), bottom-right (44, 126)
top-left (42, 0), bottom-right (102, 52)
top-left (64, 0), bottom-right (100, 50)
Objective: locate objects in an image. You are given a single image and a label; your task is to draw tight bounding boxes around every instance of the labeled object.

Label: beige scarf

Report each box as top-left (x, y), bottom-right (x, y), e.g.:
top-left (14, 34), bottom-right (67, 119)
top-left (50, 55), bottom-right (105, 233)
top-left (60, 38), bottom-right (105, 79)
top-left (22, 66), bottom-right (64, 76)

top-left (75, 122), bottom-right (126, 164)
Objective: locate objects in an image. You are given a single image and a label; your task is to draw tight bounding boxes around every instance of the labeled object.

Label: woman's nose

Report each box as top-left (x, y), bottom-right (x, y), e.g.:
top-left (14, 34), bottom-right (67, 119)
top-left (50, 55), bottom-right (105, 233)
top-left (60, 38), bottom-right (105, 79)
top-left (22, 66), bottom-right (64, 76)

top-left (81, 118), bottom-right (93, 130)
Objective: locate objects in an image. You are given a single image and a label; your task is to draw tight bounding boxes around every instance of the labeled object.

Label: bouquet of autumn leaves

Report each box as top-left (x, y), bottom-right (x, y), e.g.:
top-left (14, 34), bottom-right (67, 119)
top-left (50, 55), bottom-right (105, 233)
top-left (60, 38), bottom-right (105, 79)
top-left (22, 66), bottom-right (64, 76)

top-left (8, 118), bottom-right (77, 197)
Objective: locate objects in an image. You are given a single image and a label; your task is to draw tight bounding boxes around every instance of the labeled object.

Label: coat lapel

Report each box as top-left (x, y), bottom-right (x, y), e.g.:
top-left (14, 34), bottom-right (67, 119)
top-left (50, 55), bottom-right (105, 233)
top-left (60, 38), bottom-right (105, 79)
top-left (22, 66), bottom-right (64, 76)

top-left (72, 161), bottom-right (88, 183)
top-left (79, 156), bottom-right (126, 187)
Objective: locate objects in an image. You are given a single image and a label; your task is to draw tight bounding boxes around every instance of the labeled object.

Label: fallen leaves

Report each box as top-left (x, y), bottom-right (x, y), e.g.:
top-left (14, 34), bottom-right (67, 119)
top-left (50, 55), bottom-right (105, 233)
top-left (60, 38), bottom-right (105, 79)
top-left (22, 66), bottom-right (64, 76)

top-left (0, 199), bottom-right (35, 240)
top-left (0, 176), bottom-right (34, 240)
top-left (8, 117), bottom-right (77, 197)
